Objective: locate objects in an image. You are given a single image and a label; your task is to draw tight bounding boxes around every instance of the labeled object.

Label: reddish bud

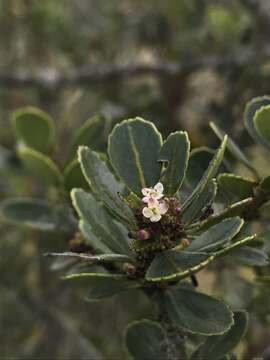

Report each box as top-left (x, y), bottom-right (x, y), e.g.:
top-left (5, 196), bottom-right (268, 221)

top-left (175, 206), bottom-right (182, 214)
top-left (137, 229), bottom-right (150, 241)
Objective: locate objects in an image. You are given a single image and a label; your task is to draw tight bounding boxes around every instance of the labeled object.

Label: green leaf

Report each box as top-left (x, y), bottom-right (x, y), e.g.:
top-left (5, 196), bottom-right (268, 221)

top-left (11, 106), bottom-right (55, 153)
top-left (185, 147), bottom-right (214, 188)
top-left (182, 179), bottom-right (217, 224)
top-left (163, 286), bottom-right (234, 335)
top-left (78, 147), bottom-right (135, 226)
top-left (229, 246), bottom-right (269, 267)
top-left (0, 198), bottom-right (73, 233)
top-left (63, 159), bottom-right (89, 191)
top-left (68, 114), bottom-right (110, 161)
top-left (46, 252), bottom-right (135, 264)
top-left (159, 131), bottom-right (190, 195)
top-left (145, 250), bottom-right (214, 282)
top-left (217, 173), bottom-right (255, 203)
top-left (71, 189), bottom-right (131, 255)
top-left (108, 118), bottom-right (162, 195)
top-left (193, 198), bottom-right (253, 232)
top-left (244, 96), bottom-right (270, 146)
top-left (214, 235), bottom-right (257, 259)
top-left (18, 146), bottom-right (62, 186)
top-left (191, 311), bottom-right (248, 360)
top-left (182, 136), bottom-right (227, 214)
top-left (187, 217), bottom-right (244, 252)
top-left (258, 175), bottom-right (270, 194)
top-left (64, 272), bottom-right (140, 300)
top-left (210, 121), bottom-right (257, 175)
top-left (79, 220), bottom-right (111, 254)
top-left (254, 105), bottom-right (270, 150)
top-left (125, 320), bottom-right (166, 360)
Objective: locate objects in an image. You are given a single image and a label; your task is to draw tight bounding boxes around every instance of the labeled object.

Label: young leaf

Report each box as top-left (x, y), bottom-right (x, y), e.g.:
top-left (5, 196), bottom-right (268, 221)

top-left (108, 118), bottom-right (162, 195)
top-left (63, 159), bottom-right (88, 191)
top-left (71, 189), bottom-right (131, 255)
top-left (163, 286), bottom-right (234, 335)
top-left (18, 146), bottom-right (62, 186)
top-left (125, 320), bottom-right (166, 360)
top-left (64, 272), bottom-right (140, 300)
top-left (159, 131), bottom-right (190, 196)
top-left (191, 311), bottom-right (248, 360)
top-left (187, 217), bottom-right (244, 252)
top-left (210, 121), bottom-right (256, 175)
top-left (11, 106), bottom-right (55, 153)
top-left (217, 173), bottom-right (255, 203)
top-left (254, 104), bottom-right (270, 150)
top-left (0, 198), bottom-right (73, 233)
top-left (244, 96), bottom-right (270, 146)
top-left (78, 147), bottom-right (135, 226)
top-left (182, 179), bottom-right (217, 224)
top-left (229, 246), bottom-right (269, 267)
top-left (68, 114), bottom-right (110, 161)
top-left (145, 250), bottom-right (213, 282)
top-left (182, 136), bottom-right (227, 213)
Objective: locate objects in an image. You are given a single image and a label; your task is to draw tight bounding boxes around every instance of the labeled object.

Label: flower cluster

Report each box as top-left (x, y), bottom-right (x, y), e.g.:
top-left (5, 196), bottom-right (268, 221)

top-left (141, 182), bottom-right (169, 222)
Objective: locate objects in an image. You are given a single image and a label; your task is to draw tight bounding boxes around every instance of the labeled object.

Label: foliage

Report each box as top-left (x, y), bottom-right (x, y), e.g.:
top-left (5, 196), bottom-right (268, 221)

top-left (2, 99), bottom-right (270, 359)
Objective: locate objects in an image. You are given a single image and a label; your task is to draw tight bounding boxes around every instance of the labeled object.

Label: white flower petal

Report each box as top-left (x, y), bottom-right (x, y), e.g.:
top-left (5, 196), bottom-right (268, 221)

top-left (142, 207), bottom-right (153, 218)
top-left (150, 214), bottom-right (162, 222)
top-left (148, 197), bottom-right (159, 209)
top-left (142, 188), bottom-right (151, 196)
top-left (159, 201), bottom-right (169, 215)
top-left (154, 182), bottom-right (164, 194)
top-left (142, 196), bottom-right (150, 203)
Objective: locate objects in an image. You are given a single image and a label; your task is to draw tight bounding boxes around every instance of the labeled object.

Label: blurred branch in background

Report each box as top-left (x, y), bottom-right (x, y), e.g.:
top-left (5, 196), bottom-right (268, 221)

top-left (1, 46), bottom-right (270, 90)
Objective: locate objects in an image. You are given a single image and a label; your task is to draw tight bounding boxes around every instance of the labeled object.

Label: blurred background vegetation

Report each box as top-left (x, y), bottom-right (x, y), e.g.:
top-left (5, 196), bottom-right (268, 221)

top-left (1, 0), bottom-right (270, 359)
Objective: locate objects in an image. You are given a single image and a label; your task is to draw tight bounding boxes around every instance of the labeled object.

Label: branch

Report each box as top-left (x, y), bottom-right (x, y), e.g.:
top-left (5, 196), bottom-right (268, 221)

top-left (1, 47), bottom-right (270, 90)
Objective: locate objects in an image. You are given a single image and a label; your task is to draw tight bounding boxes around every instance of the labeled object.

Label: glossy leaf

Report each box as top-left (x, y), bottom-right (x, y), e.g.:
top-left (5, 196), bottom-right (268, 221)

top-left (11, 106), bottom-right (55, 153)
top-left (63, 159), bottom-right (88, 191)
top-left (0, 198), bottom-right (73, 232)
top-left (68, 114), bottom-right (110, 161)
top-left (191, 311), bottom-right (248, 360)
top-left (229, 246), bottom-right (269, 267)
top-left (218, 173), bottom-right (255, 203)
top-left (125, 320), bottom-right (166, 360)
top-left (210, 121), bottom-right (256, 175)
top-left (18, 146), bottom-right (62, 186)
top-left (108, 118), bottom-right (162, 195)
top-left (164, 286), bottom-right (234, 335)
top-left (64, 272), bottom-right (140, 300)
top-left (182, 136), bottom-right (227, 213)
top-left (145, 250), bottom-right (213, 282)
top-left (78, 147), bottom-right (135, 226)
top-left (159, 131), bottom-right (190, 195)
top-left (254, 104), bottom-right (270, 150)
top-left (187, 217), bottom-right (244, 252)
top-left (244, 96), bottom-right (270, 147)
top-left (71, 189), bottom-right (131, 255)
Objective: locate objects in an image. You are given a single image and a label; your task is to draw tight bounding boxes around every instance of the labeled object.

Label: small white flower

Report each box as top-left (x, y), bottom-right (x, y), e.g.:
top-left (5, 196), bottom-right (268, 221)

top-left (142, 197), bottom-right (169, 223)
top-left (142, 182), bottom-right (164, 203)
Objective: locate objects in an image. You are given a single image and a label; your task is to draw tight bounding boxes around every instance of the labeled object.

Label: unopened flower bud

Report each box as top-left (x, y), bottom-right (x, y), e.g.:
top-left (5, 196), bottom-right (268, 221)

top-left (175, 206), bottom-right (182, 214)
top-left (123, 263), bottom-right (137, 276)
top-left (137, 229), bottom-right (150, 241)
top-left (181, 238), bottom-right (190, 248)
